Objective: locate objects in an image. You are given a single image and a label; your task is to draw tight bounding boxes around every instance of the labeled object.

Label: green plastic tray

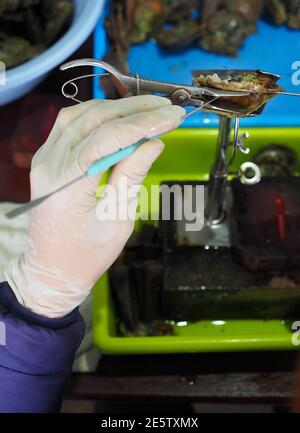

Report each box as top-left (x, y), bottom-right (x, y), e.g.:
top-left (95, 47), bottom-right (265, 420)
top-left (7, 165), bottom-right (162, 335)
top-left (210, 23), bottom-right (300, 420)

top-left (93, 127), bottom-right (300, 354)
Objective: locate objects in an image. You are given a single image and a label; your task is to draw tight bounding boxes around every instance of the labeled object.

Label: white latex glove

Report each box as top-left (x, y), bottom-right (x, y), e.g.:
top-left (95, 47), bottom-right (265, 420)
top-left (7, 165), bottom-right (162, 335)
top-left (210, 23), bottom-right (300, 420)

top-left (5, 96), bottom-right (185, 318)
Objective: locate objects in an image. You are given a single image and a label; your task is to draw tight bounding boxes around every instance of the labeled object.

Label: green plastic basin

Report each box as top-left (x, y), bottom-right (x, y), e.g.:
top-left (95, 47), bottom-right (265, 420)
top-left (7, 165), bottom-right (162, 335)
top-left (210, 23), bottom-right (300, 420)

top-left (93, 127), bottom-right (300, 354)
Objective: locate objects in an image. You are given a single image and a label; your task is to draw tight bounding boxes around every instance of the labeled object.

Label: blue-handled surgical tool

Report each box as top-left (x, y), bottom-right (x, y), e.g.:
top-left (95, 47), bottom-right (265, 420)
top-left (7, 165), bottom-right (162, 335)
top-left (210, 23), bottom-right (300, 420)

top-left (5, 104), bottom-right (208, 220)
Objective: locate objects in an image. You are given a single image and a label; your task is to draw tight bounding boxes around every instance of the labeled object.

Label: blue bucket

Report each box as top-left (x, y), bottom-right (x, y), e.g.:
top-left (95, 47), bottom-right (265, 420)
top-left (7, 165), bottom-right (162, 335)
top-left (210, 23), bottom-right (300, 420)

top-left (0, 0), bottom-right (104, 106)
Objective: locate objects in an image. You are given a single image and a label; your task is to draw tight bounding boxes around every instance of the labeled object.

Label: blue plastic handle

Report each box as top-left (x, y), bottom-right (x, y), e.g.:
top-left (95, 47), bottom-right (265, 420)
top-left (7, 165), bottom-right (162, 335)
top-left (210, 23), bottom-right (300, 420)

top-left (86, 136), bottom-right (159, 177)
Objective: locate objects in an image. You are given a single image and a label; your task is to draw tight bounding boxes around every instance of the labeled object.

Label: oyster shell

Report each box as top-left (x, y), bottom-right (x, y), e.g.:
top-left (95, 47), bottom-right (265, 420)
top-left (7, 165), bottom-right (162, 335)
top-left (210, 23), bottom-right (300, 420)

top-left (0, 0), bottom-right (73, 69)
top-left (194, 71), bottom-right (284, 117)
top-left (267, 0), bottom-right (300, 29)
top-left (200, 0), bottom-right (264, 56)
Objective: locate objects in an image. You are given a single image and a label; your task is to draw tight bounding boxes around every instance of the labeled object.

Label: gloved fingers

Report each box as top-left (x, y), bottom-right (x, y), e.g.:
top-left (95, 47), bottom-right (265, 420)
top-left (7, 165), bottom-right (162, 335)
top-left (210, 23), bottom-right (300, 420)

top-left (56, 100), bottom-right (104, 130)
top-left (54, 95), bottom-right (172, 151)
top-left (108, 138), bottom-right (165, 188)
top-left (95, 139), bottom-right (164, 223)
top-left (76, 104), bottom-right (185, 174)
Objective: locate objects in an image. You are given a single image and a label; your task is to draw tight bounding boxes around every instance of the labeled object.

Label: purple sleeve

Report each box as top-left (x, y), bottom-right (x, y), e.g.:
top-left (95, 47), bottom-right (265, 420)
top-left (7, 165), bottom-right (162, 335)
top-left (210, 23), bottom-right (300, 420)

top-left (0, 281), bottom-right (85, 413)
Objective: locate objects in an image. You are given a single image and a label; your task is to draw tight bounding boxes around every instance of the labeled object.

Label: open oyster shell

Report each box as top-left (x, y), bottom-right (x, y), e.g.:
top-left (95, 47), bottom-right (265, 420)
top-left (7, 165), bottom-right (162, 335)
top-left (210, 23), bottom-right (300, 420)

top-left (194, 70), bottom-right (284, 117)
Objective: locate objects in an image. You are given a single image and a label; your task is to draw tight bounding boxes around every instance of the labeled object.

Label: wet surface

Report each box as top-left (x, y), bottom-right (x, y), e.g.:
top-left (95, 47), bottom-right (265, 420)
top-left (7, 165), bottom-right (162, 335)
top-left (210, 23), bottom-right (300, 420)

top-left (161, 179), bottom-right (300, 321)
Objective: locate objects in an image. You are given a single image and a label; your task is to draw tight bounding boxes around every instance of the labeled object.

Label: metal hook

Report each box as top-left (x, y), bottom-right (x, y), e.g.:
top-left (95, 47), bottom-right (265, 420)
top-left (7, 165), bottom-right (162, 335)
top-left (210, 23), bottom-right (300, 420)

top-left (225, 118), bottom-right (251, 167)
top-left (61, 73), bottom-right (110, 103)
top-left (60, 58), bottom-right (129, 103)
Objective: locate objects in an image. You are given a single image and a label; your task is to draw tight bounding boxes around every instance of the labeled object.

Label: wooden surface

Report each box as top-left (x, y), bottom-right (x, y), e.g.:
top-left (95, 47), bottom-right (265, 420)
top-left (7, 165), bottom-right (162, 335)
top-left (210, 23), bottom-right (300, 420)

top-left (66, 352), bottom-right (299, 408)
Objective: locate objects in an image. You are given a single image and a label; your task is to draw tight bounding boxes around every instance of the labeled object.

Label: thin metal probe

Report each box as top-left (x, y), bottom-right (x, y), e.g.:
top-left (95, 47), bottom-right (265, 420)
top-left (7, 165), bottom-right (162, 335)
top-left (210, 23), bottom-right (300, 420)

top-left (5, 101), bottom-right (216, 220)
top-left (6, 175), bottom-right (86, 219)
top-left (254, 90), bottom-right (300, 97)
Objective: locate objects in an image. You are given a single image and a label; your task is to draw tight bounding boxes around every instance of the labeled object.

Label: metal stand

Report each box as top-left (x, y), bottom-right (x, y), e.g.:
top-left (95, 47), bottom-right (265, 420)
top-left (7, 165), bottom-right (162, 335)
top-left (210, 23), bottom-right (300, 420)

top-left (174, 115), bottom-right (255, 247)
top-left (174, 116), bottom-right (235, 248)
top-left (205, 116), bottom-right (232, 224)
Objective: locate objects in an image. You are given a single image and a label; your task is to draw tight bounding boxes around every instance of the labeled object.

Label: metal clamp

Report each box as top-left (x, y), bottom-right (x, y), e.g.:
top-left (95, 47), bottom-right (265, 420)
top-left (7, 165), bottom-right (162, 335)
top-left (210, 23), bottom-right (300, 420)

top-left (237, 132), bottom-right (250, 155)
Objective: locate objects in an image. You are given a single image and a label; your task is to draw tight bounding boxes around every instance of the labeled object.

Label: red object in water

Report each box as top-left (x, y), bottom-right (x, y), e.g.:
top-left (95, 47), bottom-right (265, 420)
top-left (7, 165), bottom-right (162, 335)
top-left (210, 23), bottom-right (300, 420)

top-left (231, 177), bottom-right (300, 271)
top-left (274, 193), bottom-right (286, 241)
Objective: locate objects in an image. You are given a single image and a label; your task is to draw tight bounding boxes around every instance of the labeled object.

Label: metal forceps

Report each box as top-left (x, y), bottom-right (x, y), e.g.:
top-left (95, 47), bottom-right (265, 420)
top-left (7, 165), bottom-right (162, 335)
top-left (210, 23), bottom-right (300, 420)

top-left (60, 58), bottom-right (251, 113)
top-left (4, 61), bottom-right (252, 220)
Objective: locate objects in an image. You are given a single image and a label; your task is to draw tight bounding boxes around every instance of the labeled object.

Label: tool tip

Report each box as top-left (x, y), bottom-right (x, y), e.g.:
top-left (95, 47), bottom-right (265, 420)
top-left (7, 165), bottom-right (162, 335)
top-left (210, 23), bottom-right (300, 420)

top-left (5, 210), bottom-right (19, 220)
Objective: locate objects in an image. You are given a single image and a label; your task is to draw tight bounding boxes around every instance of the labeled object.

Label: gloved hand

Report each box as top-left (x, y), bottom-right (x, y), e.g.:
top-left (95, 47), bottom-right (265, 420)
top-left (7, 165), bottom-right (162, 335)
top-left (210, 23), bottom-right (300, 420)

top-left (5, 96), bottom-right (185, 318)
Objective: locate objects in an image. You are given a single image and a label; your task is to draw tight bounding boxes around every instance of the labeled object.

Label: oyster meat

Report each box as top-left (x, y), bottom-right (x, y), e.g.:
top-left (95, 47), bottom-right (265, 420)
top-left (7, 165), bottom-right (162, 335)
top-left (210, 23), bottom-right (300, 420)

top-left (194, 71), bottom-right (284, 117)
